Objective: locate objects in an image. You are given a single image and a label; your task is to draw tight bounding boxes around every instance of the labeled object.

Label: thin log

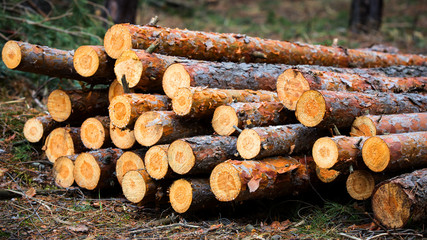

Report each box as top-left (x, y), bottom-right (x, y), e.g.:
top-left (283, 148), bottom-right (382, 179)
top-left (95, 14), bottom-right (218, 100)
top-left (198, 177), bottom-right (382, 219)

top-left (80, 116), bottom-right (111, 150)
top-left (52, 155), bottom-right (78, 188)
top-left (346, 170), bottom-right (393, 200)
top-left (116, 149), bottom-right (146, 185)
top-left (73, 45), bottom-right (115, 79)
top-left (109, 79), bottom-right (135, 102)
top-left (145, 145), bottom-right (177, 180)
top-left (295, 90), bottom-right (427, 128)
top-left (121, 169), bottom-right (158, 204)
top-left (43, 127), bottom-right (86, 163)
top-left (109, 122), bottom-right (135, 149)
top-left (23, 114), bottom-right (61, 143)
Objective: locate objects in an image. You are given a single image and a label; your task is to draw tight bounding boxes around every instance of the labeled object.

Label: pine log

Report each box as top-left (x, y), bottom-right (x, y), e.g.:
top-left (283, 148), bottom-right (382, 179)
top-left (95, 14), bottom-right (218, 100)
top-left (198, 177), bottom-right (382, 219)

top-left (350, 112), bottom-right (427, 137)
top-left (134, 111), bottom-right (212, 147)
top-left (103, 24), bottom-right (427, 67)
top-left (47, 89), bottom-right (109, 122)
top-left (43, 127), bottom-right (86, 163)
top-left (73, 148), bottom-right (123, 190)
top-left (212, 102), bottom-right (295, 136)
top-left (2, 41), bottom-right (112, 84)
top-left (109, 122), bottom-right (136, 149)
top-left (80, 116), bottom-right (111, 150)
top-left (109, 79), bottom-right (134, 102)
top-left (210, 156), bottom-right (316, 202)
top-left (315, 166), bottom-right (342, 183)
top-left (52, 155), bottom-right (78, 188)
top-left (277, 69), bottom-right (427, 110)
top-left (172, 87), bottom-right (278, 118)
top-left (169, 178), bottom-right (217, 214)
top-left (372, 168), bottom-right (427, 228)
top-left (346, 170), bottom-right (394, 200)
top-left (167, 136), bottom-right (238, 175)
top-left (116, 149), bottom-right (146, 185)
top-left (145, 145), bottom-right (177, 180)
top-left (23, 114), bottom-right (61, 143)
top-left (237, 124), bottom-right (328, 160)
top-left (73, 45), bottom-right (115, 78)
top-left (295, 90), bottom-right (427, 128)
top-left (121, 169), bottom-right (158, 204)
top-left (362, 132), bottom-right (427, 172)
top-left (109, 93), bottom-right (171, 128)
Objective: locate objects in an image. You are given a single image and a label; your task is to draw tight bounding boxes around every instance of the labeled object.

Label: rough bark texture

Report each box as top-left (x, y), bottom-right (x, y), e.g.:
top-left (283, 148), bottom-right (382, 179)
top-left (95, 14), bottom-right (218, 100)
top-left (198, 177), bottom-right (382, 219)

top-left (237, 124), bottom-right (329, 160)
top-left (296, 90), bottom-right (427, 128)
top-left (73, 45), bottom-right (115, 79)
top-left (350, 112), bottom-right (427, 137)
top-left (103, 24), bottom-right (427, 67)
top-left (43, 127), bottom-right (86, 163)
top-left (80, 116), bottom-right (111, 150)
top-left (372, 168), bottom-right (427, 228)
top-left (362, 132), bottom-right (427, 172)
top-left (23, 114), bottom-right (62, 143)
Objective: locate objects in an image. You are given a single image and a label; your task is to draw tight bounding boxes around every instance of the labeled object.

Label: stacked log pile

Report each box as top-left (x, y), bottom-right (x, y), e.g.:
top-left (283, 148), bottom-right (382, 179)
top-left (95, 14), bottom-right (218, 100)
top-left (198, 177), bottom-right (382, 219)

top-left (3, 21), bottom-right (427, 229)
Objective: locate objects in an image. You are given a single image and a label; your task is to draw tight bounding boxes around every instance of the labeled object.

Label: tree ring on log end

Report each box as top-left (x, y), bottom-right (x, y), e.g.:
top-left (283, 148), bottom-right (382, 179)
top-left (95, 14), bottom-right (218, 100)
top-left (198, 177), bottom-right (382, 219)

top-left (276, 69), bottom-right (310, 111)
top-left (109, 122), bottom-right (135, 149)
top-left (81, 118), bottom-right (106, 149)
top-left (2, 41), bottom-right (21, 69)
top-left (114, 50), bottom-right (143, 88)
top-left (169, 179), bottom-right (192, 213)
top-left (109, 79), bottom-right (125, 102)
top-left (362, 137), bottom-right (390, 172)
top-left (163, 63), bottom-right (191, 98)
top-left (237, 129), bottom-right (261, 159)
top-left (135, 111), bottom-right (163, 146)
top-left (210, 162), bottom-right (241, 202)
top-left (122, 170), bottom-right (147, 203)
top-left (145, 145), bottom-right (169, 180)
top-left (351, 116), bottom-right (376, 137)
top-left (53, 156), bottom-right (74, 188)
top-left (312, 137), bottom-right (339, 169)
top-left (104, 24), bottom-right (133, 59)
top-left (315, 165), bottom-right (340, 183)
top-left (47, 90), bottom-right (72, 122)
top-left (109, 95), bottom-right (132, 128)
top-left (23, 117), bottom-right (44, 143)
top-left (212, 105), bottom-right (239, 136)
top-left (172, 88), bottom-right (193, 116)
top-left (45, 128), bottom-right (75, 163)
top-left (74, 46), bottom-right (100, 77)
top-left (295, 90), bottom-right (326, 127)
top-left (116, 151), bottom-right (145, 185)
top-left (73, 153), bottom-right (101, 190)
top-left (346, 170), bottom-right (375, 200)
top-left (168, 140), bottom-right (195, 175)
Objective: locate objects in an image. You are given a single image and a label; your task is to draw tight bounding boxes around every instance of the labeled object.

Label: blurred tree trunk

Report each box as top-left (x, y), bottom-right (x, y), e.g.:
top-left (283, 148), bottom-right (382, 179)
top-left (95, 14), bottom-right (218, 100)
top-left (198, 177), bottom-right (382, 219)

top-left (349, 0), bottom-right (383, 33)
top-left (105, 0), bottom-right (138, 24)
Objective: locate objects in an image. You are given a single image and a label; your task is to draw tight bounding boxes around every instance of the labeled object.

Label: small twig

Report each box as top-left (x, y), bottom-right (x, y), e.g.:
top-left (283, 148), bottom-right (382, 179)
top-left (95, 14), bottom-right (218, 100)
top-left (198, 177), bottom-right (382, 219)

top-left (366, 232), bottom-right (423, 240)
top-left (364, 211), bottom-right (402, 240)
top-left (121, 75), bottom-right (130, 94)
top-left (145, 39), bottom-right (160, 54)
top-left (333, 124), bottom-right (341, 136)
top-left (129, 222), bottom-right (200, 234)
top-left (147, 15), bottom-right (159, 26)
top-left (232, 125), bottom-right (243, 133)
top-left (0, 97), bottom-right (25, 105)
top-left (338, 233), bottom-right (363, 240)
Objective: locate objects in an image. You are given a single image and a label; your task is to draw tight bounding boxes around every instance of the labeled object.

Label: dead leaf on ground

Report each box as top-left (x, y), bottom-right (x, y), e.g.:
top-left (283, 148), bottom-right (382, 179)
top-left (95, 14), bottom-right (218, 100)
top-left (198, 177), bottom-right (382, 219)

top-left (67, 224), bottom-right (89, 232)
top-left (0, 168), bottom-right (7, 178)
top-left (25, 187), bottom-right (36, 198)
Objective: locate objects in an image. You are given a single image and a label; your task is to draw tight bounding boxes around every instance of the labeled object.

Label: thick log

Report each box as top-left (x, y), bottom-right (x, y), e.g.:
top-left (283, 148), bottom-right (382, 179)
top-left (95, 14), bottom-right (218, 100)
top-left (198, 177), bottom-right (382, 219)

top-left (172, 87), bottom-right (278, 118)
top-left (2, 41), bottom-right (112, 84)
top-left (43, 127), bottom-right (86, 163)
top-left (295, 90), bottom-right (427, 128)
top-left (109, 122), bottom-right (135, 149)
top-left (52, 155), bottom-right (78, 188)
top-left (73, 148), bottom-right (123, 190)
top-left (346, 170), bottom-right (393, 200)
top-left (134, 111), bottom-right (212, 147)
top-left (109, 93), bottom-right (171, 128)
top-left (167, 136), bottom-right (238, 175)
top-left (277, 68), bottom-right (427, 110)
top-left (73, 45), bottom-right (115, 79)
top-left (237, 124), bottom-right (328, 160)
top-left (145, 145), bottom-right (177, 180)
top-left (362, 132), bottom-right (427, 172)
top-left (103, 24), bottom-right (427, 67)
top-left (169, 178), bottom-right (217, 214)
top-left (23, 114), bottom-right (61, 143)
top-left (47, 89), bottom-right (109, 122)
top-left (121, 169), bottom-right (159, 204)
top-left (210, 156), bottom-right (316, 202)
top-left (372, 168), bottom-right (427, 228)
top-left (350, 112), bottom-right (427, 137)
top-left (80, 116), bottom-right (111, 150)
top-left (116, 149), bottom-right (146, 185)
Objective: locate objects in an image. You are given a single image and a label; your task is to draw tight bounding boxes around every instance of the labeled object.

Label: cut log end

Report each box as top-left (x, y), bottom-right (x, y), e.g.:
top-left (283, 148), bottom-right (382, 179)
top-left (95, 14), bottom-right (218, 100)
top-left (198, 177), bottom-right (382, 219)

top-left (122, 170), bottom-right (147, 203)
top-left (47, 90), bottom-right (72, 122)
top-left (346, 170), bottom-right (375, 200)
top-left (295, 90), bottom-right (326, 127)
top-left (169, 179), bottom-right (193, 213)
top-left (167, 140), bottom-right (195, 175)
top-left (73, 46), bottom-right (100, 77)
top-left (212, 105), bottom-right (239, 136)
top-left (350, 116), bottom-right (376, 137)
top-left (172, 88), bottom-right (193, 116)
top-left (109, 79), bottom-right (125, 102)
top-left (162, 63), bottom-right (191, 98)
top-left (2, 40), bottom-right (21, 69)
top-left (73, 153), bottom-right (101, 190)
top-left (312, 137), bottom-right (339, 169)
top-left (81, 118), bottom-right (106, 149)
top-left (315, 165), bottom-right (341, 183)
top-left (236, 129), bottom-right (261, 159)
top-left (114, 50), bottom-right (143, 88)
top-left (372, 182), bottom-right (412, 228)
top-left (109, 95), bottom-right (132, 128)
top-left (44, 128), bottom-right (75, 163)
top-left (104, 24), bottom-right (133, 59)
top-left (276, 69), bottom-right (311, 111)
top-left (210, 162), bottom-right (242, 202)
top-left (362, 137), bottom-right (390, 172)
top-left (134, 111), bottom-right (163, 147)
top-left (110, 123), bottom-right (135, 149)
top-left (23, 117), bottom-right (44, 143)
top-left (145, 145), bottom-right (169, 180)
top-left (53, 156), bottom-right (74, 188)
top-left (116, 151), bottom-right (145, 185)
